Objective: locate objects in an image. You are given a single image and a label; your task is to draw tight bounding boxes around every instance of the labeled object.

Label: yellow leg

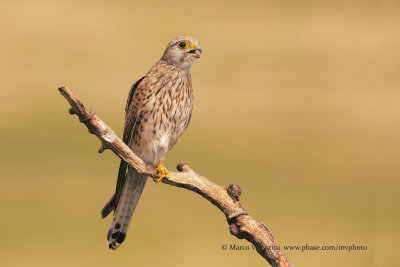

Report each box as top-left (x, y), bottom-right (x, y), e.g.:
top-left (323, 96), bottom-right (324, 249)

top-left (154, 163), bottom-right (170, 183)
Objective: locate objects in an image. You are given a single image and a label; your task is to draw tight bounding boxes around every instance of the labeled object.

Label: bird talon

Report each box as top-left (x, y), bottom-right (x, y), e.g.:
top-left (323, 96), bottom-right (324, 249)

top-left (154, 163), bottom-right (170, 183)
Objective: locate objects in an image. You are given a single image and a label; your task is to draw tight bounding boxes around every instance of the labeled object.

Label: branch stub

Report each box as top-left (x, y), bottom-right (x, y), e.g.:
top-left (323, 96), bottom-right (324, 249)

top-left (227, 183), bottom-right (242, 201)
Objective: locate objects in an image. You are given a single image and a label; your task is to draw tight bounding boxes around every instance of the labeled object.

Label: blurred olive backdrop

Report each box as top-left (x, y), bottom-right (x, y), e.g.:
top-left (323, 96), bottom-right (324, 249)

top-left (1, 0), bottom-right (399, 266)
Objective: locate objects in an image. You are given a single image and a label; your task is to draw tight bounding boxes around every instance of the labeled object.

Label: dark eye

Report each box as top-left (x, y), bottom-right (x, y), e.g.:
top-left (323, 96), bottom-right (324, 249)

top-left (177, 41), bottom-right (189, 49)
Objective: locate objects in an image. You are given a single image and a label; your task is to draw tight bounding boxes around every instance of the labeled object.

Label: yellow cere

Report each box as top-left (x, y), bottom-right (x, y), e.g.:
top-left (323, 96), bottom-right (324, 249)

top-left (191, 43), bottom-right (198, 49)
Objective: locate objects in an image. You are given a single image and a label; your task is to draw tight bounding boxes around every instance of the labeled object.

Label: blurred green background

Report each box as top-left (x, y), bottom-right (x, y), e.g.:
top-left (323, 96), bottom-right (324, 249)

top-left (1, 0), bottom-right (399, 266)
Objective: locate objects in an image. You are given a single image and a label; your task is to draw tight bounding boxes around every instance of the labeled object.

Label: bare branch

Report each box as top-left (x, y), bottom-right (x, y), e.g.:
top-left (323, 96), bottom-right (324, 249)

top-left (58, 86), bottom-right (294, 267)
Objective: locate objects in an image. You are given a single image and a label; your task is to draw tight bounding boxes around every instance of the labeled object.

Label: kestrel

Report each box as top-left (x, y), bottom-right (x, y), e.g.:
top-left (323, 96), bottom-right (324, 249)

top-left (101, 36), bottom-right (202, 250)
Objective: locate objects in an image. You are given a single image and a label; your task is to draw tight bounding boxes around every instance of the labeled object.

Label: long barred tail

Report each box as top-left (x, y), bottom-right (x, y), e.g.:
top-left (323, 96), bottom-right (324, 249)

top-left (106, 168), bottom-right (147, 250)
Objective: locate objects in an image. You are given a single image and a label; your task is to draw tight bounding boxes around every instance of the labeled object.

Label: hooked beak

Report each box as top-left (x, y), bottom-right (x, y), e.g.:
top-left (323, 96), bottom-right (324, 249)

top-left (188, 45), bottom-right (202, 58)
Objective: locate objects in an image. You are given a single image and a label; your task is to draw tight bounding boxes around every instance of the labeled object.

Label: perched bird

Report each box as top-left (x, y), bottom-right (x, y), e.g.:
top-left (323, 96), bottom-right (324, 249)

top-left (101, 36), bottom-right (202, 250)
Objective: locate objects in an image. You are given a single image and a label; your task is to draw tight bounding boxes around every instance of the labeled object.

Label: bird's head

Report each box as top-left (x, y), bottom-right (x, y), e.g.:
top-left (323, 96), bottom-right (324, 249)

top-left (161, 36), bottom-right (202, 71)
